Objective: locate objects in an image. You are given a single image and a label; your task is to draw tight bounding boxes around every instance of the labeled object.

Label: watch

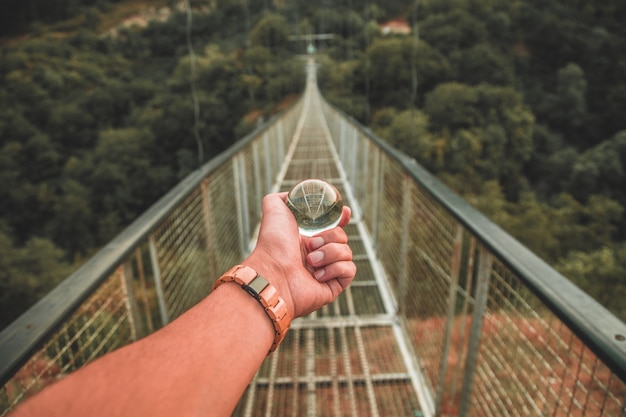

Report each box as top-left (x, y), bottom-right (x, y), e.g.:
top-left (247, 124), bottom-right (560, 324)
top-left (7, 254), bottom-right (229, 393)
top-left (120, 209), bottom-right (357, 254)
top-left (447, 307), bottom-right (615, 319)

top-left (213, 265), bottom-right (291, 353)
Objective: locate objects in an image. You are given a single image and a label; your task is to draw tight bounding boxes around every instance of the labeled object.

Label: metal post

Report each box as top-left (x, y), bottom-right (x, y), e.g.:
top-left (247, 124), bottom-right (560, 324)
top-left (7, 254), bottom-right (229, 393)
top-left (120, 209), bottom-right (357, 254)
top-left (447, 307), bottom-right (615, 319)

top-left (306, 328), bottom-right (316, 417)
top-left (277, 120), bottom-right (285, 166)
top-left (349, 128), bottom-right (358, 187)
top-left (435, 224), bottom-right (464, 416)
top-left (457, 245), bottom-right (493, 417)
top-left (371, 148), bottom-right (383, 250)
top-left (200, 179), bottom-right (219, 281)
top-left (252, 140), bottom-right (262, 209)
top-left (119, 262), bottom-right (143, 340)
top-left (397, 175), bottom-right (413, 316)
top-left (339, 119), bottom-right (347, 164)
top-left (233, 155), bottom-right (251, 257)
top-left (358, 140), bottom-right (369, 207)
top-left (447, 237), bottom-right (476, 414)
top-left (263, 133), bottom-right (272, 194)
top-left (148, 235), bottom-right (169, 325)
top-left (135, 247), bottom-right (154, 333)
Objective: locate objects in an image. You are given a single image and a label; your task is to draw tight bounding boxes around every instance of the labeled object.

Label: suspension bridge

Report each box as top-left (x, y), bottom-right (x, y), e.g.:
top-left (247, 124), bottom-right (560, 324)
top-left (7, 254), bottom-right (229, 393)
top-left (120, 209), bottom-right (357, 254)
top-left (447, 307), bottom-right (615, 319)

top-left (1, 59), bottom-right (625, 416)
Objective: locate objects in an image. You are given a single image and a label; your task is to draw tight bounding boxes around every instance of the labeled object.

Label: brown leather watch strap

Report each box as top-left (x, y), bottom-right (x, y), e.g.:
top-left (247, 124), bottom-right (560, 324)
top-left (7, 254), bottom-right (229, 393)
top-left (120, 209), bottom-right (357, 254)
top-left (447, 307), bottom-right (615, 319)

top-left (213, 265), bottom-right (291, 353)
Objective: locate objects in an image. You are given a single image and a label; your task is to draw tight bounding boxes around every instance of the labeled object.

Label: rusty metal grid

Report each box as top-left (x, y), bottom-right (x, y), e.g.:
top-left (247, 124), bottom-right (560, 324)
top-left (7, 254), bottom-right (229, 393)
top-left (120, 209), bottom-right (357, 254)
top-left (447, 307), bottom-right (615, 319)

top-left (1, 90), bottom-right (304, 415)
top-left (152, 187), bottom-right (214, 321)
top-left (233, 325), bottom-right (421, 417)
top-left (1, 270), bottom-right (133, 414)
top-left (402, 182), bottom-right (461, 397)
top-left (233, 77), bottom-right (424, 417)
top-left (320, 88), bottom-right (626, 417)
top-left (469, 258), bottom-right (626, 417)
top-left (284, 125), bottom-right (340, 181)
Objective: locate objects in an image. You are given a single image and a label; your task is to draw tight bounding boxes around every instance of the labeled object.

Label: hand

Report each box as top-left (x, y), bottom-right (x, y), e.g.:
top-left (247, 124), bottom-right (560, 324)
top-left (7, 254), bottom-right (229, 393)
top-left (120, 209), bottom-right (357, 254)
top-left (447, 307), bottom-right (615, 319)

top-left (243, 192), bottom-right (356, 318)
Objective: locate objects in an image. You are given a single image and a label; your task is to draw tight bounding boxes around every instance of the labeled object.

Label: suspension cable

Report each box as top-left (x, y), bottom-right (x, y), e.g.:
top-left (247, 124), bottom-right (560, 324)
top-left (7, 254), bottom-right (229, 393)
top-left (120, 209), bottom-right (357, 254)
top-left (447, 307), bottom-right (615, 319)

top-left (184, 0), bottom-right (204, 166)
top-left (410, 0), bottom-right (420, 107)
top-left (364, 0), bottom-right (371, 121)
top-left (410, 0), bottom-right (420, 149)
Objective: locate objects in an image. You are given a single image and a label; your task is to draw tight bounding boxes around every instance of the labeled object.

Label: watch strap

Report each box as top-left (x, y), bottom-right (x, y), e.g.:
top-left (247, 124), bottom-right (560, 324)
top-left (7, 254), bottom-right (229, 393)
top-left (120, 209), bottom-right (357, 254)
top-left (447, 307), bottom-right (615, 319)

top-left (213, 265), bottom-right (291, 353)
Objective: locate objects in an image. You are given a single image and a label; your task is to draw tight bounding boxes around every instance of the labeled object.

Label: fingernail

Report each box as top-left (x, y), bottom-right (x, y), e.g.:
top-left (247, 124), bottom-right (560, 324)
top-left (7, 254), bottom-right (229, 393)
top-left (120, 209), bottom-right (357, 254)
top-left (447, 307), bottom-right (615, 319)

top-left (309, 251), bottom-right (324, 264)
top-left (310, 237), bottom-right (324, 250)
top-left (314, 268), bottom-right (326, 280)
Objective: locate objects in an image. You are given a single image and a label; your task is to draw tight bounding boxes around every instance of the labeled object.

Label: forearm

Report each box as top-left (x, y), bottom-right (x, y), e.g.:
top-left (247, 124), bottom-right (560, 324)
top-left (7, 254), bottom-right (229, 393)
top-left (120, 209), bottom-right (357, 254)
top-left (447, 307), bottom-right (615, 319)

top-left (12, 275), bottom-right (275, 417)
top-left (11, 193), bottom-right (355, 417)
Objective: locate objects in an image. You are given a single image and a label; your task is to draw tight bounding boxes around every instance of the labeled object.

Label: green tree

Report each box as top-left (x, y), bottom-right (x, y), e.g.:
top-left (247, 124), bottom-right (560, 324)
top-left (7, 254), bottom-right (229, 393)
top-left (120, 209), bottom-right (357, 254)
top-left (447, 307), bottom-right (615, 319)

top-left (467, 181), bottom-right (559, 261)
top-left (419, 9), bottom-right (488, 54)
top-left (47, 102), bottom-right (97, 149)
top-left (567, 130), bottom-right (626, 205)
top-left (366, 37), bottom-right (417, 108)
top-left (377, 109), bottom-right (434, 161)
top-left (556, 245), bottom-right (626, 321)
top-left (450, 43), bottom-right (514, 86)
top-left (0, 231), bottom-right (72, 329)
top-left (424, 82), bottom-right (480, 131)
top-left (250, 13), bottom-right (289, 51)
top-left (87, 128), bottom-right (171, 243)
top-left (537, 63), bottom-right (587, 135)
top-left (424, 83), bottom-right (534, 191)
top-left (46, 178), bottom-right (95, 258)
top-left (551, 193), bottom-right (623, 257)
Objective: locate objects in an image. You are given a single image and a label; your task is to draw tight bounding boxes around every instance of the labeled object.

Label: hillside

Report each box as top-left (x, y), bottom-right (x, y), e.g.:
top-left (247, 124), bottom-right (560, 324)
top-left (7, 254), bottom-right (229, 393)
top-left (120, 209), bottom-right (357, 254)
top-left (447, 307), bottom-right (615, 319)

top-left (0, 0), bottom-right (625, 328)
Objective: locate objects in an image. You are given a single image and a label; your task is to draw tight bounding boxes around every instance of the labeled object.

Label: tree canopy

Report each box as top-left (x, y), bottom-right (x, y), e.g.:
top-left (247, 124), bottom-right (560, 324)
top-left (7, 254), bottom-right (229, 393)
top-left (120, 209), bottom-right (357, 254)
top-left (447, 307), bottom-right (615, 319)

top-left (0, 0), bottom-right (305, 328)
top-left (1, 0), bottom-right (625, 325)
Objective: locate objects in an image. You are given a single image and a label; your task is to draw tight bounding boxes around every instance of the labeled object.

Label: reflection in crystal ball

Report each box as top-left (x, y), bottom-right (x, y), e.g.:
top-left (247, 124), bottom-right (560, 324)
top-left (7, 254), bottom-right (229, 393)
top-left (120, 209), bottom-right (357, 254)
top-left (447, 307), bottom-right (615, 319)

top-left (286, 179), bottom-right (343, 236)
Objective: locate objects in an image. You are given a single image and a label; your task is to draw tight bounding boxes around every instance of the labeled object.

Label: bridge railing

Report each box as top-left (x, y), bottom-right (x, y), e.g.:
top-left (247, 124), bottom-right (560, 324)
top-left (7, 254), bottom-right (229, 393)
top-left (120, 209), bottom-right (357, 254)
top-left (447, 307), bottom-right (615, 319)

top-left (0, 94), bottom-right (304, 415)
top-left (2, 78), bottom-right (626, 417)
top-left (322, 102), bottom-right (626, 416)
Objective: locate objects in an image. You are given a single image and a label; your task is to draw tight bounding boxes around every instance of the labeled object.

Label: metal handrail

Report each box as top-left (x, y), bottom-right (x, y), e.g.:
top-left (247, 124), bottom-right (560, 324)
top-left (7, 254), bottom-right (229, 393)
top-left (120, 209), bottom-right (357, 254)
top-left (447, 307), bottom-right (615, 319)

top-left (325, 106), bottom-right (626, 383)
top-left (321, 97), bottom-right (626, 416)
top-left (0, 104), bottom-right (300, 387)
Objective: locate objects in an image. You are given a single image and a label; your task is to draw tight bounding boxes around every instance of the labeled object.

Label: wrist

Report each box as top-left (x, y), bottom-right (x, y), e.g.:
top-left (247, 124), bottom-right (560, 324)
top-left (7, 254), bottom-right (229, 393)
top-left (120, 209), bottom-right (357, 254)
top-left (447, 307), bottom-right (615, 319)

top-left (213, 264), bottom-right (292, 353)
top-left (242, 251), bottom-right (297, 320)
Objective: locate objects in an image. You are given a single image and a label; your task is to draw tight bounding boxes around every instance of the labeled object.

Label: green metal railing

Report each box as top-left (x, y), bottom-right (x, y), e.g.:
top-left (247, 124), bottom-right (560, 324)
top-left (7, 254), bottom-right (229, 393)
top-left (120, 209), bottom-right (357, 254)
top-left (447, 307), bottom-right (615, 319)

top-left (323, 100), bottom-right (626, 416)
top-left (1, 60), bottom-right (625, 416)
top-left (0, 90), bottom-right (304, 416)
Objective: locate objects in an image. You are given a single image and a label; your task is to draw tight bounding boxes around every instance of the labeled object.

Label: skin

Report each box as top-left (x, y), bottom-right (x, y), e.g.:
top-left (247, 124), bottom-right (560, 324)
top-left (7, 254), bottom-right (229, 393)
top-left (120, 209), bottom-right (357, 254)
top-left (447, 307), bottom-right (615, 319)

top-left (11, 192), bottom-right (356, 417)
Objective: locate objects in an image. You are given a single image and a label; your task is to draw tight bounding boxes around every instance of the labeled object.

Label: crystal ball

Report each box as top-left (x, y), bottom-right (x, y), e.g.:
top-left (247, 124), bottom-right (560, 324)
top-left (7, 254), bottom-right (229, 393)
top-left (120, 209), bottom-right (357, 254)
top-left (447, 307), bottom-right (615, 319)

top-left (286, 179), bottom-right (343, 236)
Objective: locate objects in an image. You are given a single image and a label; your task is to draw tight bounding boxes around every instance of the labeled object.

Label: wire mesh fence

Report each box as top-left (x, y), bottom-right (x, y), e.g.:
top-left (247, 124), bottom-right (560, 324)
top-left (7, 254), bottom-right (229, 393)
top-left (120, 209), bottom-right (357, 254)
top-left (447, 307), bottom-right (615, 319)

top-left (0, 89), bottom-right (303, 416)
top-left (2, 60), bottom-right (625, 417)
top-left (323, 95), bottom-right (626, 417)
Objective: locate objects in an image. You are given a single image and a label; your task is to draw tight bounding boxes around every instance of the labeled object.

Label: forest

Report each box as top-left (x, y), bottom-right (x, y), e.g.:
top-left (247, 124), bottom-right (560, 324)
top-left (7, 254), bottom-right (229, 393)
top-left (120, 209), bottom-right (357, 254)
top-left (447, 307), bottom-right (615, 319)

top-left (1, 0), bottom-right (625, 329)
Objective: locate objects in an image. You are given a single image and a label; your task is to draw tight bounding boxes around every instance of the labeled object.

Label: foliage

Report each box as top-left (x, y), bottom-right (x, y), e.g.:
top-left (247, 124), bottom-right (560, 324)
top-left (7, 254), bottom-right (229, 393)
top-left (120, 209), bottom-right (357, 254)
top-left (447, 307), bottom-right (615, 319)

top-left (1, 0), bottom-right (626, 324)
top-left (0, 1), bottom-right (305, 328)
top-left (324, 0), bottom-right (626, 319)
top-left (0, 230), bottom-right (72, 329)
top-left (556, 245), bottom-right (626, 320)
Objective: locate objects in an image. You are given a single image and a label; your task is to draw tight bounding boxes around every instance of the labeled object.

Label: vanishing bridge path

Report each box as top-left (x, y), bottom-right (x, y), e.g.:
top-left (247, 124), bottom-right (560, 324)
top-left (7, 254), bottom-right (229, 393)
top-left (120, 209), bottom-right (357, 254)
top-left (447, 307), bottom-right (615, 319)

top-left (2, 60), bottom-right (625, 417)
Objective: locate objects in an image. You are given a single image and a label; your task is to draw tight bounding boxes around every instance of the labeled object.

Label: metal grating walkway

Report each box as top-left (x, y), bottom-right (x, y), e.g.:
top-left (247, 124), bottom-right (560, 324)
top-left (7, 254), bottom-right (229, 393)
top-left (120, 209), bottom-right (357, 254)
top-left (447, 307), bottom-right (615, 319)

top-left (232, 62), bottom-right (426, 417)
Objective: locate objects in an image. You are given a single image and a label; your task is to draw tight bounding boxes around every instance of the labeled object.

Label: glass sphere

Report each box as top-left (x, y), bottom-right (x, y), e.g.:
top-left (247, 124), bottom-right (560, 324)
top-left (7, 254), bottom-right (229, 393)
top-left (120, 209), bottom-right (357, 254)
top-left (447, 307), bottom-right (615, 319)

top-left (286, 179), bottom-right (343, 236)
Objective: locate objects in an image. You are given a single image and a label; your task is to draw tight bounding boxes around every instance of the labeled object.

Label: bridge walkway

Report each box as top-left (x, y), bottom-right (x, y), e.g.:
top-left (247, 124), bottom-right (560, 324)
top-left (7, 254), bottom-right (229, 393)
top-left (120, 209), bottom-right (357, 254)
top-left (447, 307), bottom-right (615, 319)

top-left (232, 65), bottom-right (426, 417)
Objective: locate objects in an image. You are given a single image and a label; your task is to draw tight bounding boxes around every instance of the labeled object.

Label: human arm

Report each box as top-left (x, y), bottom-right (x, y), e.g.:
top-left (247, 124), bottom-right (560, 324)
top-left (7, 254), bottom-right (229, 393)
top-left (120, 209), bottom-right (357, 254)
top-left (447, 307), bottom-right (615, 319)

top-left (11, 192), bottom-right (356, 417)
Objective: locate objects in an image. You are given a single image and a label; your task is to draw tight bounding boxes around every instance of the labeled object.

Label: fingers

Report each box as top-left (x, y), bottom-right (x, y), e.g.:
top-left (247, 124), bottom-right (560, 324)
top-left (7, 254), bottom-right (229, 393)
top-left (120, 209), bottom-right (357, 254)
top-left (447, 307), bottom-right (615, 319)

top-left (306, 226), bottom-right (355, 287)
top-left (313, 258), bottom-right (357, 285)
top-left (338, 206), bottom-right (351, 228)
top-left (306, 242), bottom-right (352, 269)
top-left (261, 192), bottom-right (291, 219)
top-left (306, 227), bottom-right (348, 250)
